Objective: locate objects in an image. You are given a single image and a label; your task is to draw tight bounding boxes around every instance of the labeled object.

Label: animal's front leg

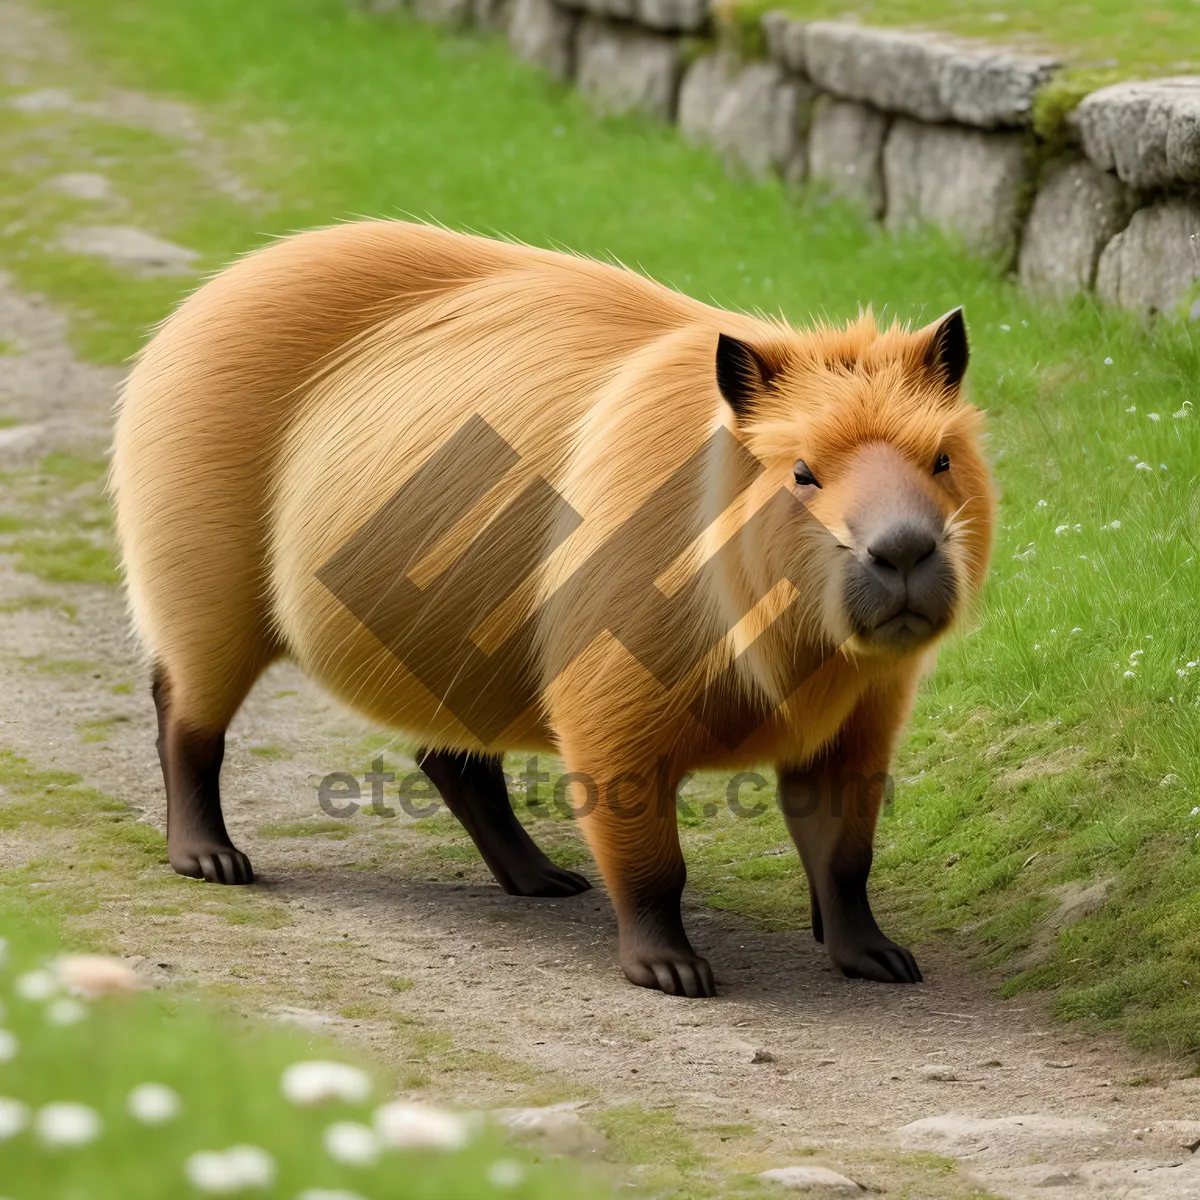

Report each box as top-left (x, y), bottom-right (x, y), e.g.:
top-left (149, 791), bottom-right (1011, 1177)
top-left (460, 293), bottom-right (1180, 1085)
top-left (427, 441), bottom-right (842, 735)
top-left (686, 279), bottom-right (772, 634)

top-left (778, 681), bottom-right (922, 984)
top-left (567, 754), bottom-right (715, 998)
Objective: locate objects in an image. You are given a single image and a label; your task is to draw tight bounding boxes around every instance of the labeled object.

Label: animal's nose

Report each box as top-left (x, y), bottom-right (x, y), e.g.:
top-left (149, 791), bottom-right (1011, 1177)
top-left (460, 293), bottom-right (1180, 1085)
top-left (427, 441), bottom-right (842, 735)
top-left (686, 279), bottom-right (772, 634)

top-left (867, 523), bottom-right (937, 577)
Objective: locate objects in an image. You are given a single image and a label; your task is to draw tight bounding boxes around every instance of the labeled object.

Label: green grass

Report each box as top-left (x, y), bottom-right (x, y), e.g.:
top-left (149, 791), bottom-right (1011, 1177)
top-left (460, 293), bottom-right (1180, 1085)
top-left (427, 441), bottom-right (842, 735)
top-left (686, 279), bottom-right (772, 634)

top-left (0, 903), bottom-right (607, 1200)
top-left (5, 0), bottom-right (1200, 1059)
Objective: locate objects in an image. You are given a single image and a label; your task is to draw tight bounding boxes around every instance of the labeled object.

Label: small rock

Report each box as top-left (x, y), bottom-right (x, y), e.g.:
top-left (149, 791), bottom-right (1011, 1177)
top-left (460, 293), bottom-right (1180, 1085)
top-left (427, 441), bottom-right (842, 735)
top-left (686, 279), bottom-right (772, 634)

top-left (10, 88), bottom-right (73, 114)
top-left (759, 1165), bottom-right (863, 1194)
top-left (58, 225), bottom-right (198, 275)
top-left (919, 1064), bottom-right (958, 1081)
top-left (751, 1048), bottom-right (777, 1064)
top-left (44, 172), bottom-right (113, 201)
top-left (490, 1102), bottom-right (606, 1157)
top-left (1045, 1060), bottom-right (1075, 1069)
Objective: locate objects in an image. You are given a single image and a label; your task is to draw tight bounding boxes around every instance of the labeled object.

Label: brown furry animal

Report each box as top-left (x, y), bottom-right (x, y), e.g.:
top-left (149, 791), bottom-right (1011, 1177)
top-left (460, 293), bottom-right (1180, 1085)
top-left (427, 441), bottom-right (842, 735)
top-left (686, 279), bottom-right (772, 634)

top-left (112, 220), bottom-right (994, 997)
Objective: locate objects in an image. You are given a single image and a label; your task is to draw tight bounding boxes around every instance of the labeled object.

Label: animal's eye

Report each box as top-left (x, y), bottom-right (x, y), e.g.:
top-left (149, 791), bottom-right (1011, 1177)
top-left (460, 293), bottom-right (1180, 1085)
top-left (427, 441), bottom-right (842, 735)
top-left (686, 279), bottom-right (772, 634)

top-left (933, 452), bottom-right (951, 475)
top-left (793, 459), bottom-right (820, 488)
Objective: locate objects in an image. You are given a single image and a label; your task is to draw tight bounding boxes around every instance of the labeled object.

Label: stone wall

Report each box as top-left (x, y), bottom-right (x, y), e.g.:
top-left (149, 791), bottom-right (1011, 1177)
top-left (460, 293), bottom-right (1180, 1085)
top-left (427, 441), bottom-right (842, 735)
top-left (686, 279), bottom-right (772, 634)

top-left (367, 0), bottom-right (1200, 319)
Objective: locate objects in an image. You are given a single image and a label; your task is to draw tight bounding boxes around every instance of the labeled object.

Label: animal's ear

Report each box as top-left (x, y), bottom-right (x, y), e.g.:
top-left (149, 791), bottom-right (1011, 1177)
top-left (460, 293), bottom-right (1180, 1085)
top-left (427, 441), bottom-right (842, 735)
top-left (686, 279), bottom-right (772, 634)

top-left (716, 334), bottom-right (780, 421)
top-left (917, 307), bottom-right (969, 391)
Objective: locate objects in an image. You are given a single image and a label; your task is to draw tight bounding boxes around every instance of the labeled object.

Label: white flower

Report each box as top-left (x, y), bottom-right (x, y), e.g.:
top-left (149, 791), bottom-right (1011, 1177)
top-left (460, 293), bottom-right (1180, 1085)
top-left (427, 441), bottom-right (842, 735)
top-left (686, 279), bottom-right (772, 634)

top-left (323, 1120), bottom-right (380, 1167)
top-left (1136, 461), bottom-right (1151, 471)
top-left (1126, 406), bottom-right (1137, 413)
top-left (35, 1102), bottom-right (102, 1148)
top-left (185, 1145), bottom-right (276, 1193)
top-left (15, 969), bottom-right (58, 1001)
top-left (57, 955), bottom-right (144, 998)
top-left (1000, 323), bottom-right (1011, 332)
top-left (1104, 520), bottom-right (1122, 530)
top-left (374, 1101), bottom-right (470, 1151)
top-left (1070, 627), bottom-right (1083, 634)
top-left (128, 1083), bottom-right (182, 1124)
top-left (297, 1191), bottom-right (369, 1200)
top-left (281, 1061), bottom-right (371, 1107)
top-left (0, 1030), bottom-right (17, 1062)
top-left (1148, 412), bottom-right (1161, 421)
top-left (46, 998), bottom-right (87, 1027)
top-left (1104, 356), bottom-right (1113, 365)
top-left (0, 1097), bottom-right (29, 1140)
top-left (1054, 524), bottom-right (1069, 535)
top-left (487, 1159), bottom-right (525, 1188)
top-left (1190, 806), bottom-right (1199, 817)
top-left (1174, 402), bottom-right (1192, 419)
top-left (1036, 499), bottom-right (1047, 507)
top-left (1124, 670), bottom-right (1136, 678)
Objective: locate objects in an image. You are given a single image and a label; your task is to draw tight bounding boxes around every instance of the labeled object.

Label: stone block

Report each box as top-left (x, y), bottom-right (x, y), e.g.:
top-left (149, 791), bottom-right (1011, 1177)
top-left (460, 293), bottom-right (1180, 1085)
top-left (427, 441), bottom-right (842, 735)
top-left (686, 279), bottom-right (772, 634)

top-left (762, 11), bottom-right (807, 74)
top-left (1095, 198), bottom-right (1200, 316)
top-left (636, 0), bottom-right (708, 33)
top-left (677, 52), bottom-right (738, 146)
top-left (807, 96), bottom-right (888, 216)
top-left (804, 20), bottom-right (1056, 128)
top-left (508, 0), bottom-right (579, 80)
top-left (710, 63), bottom-right (811, 179)
top-left (574, 17), bottom-right (682, 120)
top-left (883, 118), bottom-right (1030, 263)
top-left (1018, 158), bottom-right (1135, 298)
top-left (1077, 77), bottom-right (1200, 190)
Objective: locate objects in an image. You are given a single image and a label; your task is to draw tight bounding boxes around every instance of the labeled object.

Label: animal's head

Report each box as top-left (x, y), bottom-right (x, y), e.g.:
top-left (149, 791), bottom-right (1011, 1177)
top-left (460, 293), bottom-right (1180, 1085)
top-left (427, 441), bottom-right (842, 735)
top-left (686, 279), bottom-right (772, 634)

top-left (715, 308), bottom-right (994, 663)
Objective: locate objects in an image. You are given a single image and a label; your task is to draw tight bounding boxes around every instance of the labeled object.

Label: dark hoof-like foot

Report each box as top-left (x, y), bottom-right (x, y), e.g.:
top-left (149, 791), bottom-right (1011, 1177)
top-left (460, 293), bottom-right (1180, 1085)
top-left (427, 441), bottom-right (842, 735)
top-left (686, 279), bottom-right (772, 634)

top-left (503, 862), bottom-right (592, 898)
top-left (830, 937), bottom-right (921, 983)
top-left (171, 845), bottom-right (255, 885)
top-left (621, 948), bottom-right (716, 998)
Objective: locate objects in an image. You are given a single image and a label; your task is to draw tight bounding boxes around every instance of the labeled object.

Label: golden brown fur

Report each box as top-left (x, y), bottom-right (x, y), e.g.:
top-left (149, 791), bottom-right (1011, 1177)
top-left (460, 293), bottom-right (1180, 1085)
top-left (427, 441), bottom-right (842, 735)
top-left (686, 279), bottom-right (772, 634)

top-left (112, 219), bottom-right (994, 995)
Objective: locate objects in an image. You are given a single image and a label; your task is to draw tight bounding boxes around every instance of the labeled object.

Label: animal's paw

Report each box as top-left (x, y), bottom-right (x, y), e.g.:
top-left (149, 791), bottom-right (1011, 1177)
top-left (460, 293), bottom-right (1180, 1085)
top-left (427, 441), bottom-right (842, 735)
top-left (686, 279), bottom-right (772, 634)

top-left (504, 862), bottom-right (592, 898)
top-left (829, 935), bottom-right (921, 983)
top-left (170, 843), bottom-right (255, 885)
top-left (621, 948), bottom-right (716, 998)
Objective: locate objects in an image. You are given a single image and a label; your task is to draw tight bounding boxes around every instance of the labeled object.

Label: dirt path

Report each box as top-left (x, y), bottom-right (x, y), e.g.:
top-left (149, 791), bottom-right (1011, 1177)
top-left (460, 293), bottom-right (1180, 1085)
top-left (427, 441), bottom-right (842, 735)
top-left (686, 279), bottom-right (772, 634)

top-left (2, 4), bottom-right (1199, 1197)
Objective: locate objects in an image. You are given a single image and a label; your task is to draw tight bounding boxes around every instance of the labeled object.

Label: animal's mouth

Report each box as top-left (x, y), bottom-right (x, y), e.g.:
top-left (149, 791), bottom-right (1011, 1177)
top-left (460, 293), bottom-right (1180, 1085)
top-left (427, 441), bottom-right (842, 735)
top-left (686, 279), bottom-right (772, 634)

top-left (860, 608), bottom-right (939, 650)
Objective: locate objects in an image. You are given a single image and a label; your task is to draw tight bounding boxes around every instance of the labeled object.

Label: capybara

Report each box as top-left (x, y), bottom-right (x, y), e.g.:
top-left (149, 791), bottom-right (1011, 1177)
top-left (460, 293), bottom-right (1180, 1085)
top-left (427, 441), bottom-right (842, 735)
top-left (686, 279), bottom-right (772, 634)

top-left (111, 220), bottom-right (994, 997)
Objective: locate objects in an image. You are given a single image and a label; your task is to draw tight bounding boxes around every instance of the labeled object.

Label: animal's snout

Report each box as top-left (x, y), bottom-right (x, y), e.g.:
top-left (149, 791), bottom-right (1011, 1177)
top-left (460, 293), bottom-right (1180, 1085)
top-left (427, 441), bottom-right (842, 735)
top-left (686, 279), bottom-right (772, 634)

top-left (843, 516), bottom-right (957, 651)
top-left (866, 522), bottom-right (937, 578)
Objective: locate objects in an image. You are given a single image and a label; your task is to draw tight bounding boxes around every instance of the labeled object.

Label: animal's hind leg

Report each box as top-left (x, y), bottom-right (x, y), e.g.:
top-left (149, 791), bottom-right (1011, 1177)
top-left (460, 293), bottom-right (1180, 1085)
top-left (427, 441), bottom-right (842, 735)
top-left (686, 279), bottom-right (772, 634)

top-left (417, 749), bottom-right (591, 897)
top-left (153, 665), bottom-right (258, 885)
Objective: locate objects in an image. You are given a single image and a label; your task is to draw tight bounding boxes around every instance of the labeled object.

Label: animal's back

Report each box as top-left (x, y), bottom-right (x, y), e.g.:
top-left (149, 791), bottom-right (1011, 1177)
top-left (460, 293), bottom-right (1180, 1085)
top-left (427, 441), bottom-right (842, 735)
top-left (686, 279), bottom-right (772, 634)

top-left (111, 220), bottom-right (722, 738)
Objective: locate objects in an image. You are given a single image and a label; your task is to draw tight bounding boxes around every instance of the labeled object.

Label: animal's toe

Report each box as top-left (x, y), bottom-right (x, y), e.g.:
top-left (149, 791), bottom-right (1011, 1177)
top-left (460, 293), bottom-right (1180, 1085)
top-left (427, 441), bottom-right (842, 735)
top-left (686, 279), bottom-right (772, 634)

top-left (174, 846), bottom-right (255, 885)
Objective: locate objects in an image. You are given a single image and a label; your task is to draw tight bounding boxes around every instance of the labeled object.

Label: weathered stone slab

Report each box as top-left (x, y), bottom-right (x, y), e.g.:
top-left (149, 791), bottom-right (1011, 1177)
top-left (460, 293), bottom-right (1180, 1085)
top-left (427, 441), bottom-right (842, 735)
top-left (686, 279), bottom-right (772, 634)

top-left (710, 63), bottom-right (812, 180)
top-left (806, 22), bottom-right (949, 123)
top-left (508, 0), bottom-right (578, 80)
top-left (883, 118), bottom-right (1030, 262)
top-left (807, 97), bottom-right (888, 216)
top-left (574, 17), bottom-right (682, 120)
top-left (1018, 159), bottom-right (1135, 298)
top-left (804, 20), bottom-right (1056, 129)
top-left (1077, 77), bottom-right (1200, 190)
top-left (1095, 198), bottom-right (1200, 316)
top-left (636, 0), bottom-right (708, 33)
